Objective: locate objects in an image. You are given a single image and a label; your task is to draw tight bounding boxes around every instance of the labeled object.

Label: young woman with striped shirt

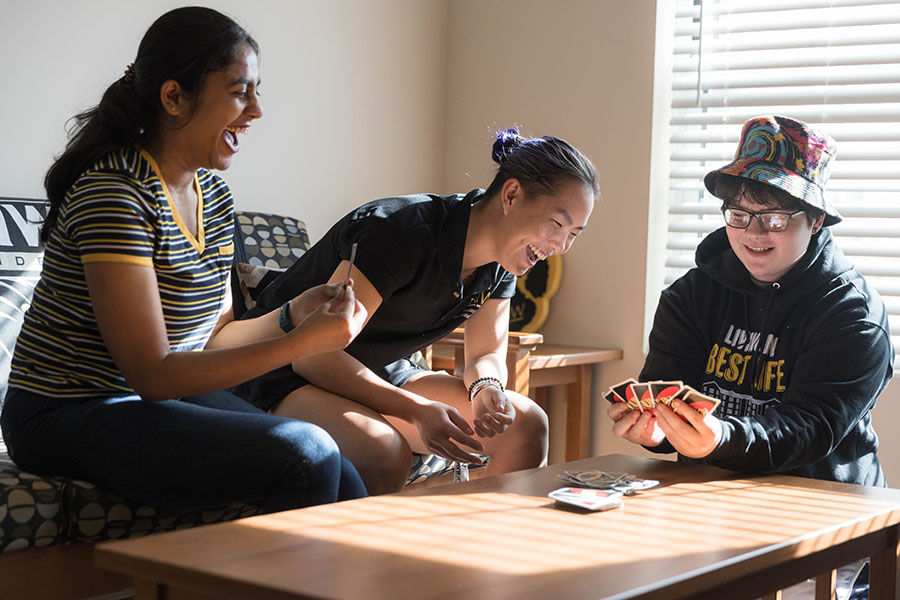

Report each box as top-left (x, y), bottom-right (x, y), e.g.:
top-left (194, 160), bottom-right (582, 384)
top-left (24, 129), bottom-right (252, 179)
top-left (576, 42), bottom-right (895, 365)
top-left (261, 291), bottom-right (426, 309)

top-left (0, 7), bottom-right (368, 512)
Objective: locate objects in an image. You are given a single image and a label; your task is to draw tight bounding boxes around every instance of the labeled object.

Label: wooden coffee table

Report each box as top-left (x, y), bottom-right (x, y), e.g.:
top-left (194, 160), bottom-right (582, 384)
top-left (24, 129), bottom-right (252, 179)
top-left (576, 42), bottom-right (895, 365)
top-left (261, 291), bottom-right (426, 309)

top-left (95, 454), bottom-right (900, 599)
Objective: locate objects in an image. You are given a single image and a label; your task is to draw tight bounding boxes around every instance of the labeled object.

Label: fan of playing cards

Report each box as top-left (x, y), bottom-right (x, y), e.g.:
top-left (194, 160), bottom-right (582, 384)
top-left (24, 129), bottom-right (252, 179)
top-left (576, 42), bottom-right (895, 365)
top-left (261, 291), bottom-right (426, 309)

top-left (603, 378), bottom-right (721, 419)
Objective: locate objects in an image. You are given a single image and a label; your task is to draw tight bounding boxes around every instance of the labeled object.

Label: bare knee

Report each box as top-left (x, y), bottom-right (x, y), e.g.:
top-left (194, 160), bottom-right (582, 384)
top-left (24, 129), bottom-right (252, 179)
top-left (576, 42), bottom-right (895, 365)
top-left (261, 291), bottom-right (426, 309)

top-left (349, 429), bottom-right (412, 495)
top-left (517, 397), bottom-right (550, 454)
top-left (485, 395), bottom-right (549, 472)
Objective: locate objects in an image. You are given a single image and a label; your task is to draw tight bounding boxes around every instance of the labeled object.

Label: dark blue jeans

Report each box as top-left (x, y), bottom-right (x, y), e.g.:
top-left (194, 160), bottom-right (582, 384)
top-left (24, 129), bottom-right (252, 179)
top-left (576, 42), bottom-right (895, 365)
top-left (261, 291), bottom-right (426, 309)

top-left (0, 387), bottom-right (367, 512)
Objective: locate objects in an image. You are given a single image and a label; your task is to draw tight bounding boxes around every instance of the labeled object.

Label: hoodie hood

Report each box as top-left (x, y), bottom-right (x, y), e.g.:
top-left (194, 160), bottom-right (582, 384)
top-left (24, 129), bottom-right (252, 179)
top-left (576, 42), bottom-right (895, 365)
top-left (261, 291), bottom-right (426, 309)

top-left (694, 226), bottom-right (853, 296)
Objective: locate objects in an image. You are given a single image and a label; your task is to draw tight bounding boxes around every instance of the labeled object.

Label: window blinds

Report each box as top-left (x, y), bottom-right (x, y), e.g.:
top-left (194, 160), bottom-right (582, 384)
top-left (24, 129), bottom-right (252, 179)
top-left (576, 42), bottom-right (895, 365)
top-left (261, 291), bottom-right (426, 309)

top-left (662, 0), bottom-right (900, 354)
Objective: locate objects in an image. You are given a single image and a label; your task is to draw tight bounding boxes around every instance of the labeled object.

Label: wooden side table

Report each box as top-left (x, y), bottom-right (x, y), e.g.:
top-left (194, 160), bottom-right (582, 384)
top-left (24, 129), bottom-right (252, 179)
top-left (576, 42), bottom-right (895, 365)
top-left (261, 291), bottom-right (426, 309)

top-left (428, 330), bottom-right (623, 461)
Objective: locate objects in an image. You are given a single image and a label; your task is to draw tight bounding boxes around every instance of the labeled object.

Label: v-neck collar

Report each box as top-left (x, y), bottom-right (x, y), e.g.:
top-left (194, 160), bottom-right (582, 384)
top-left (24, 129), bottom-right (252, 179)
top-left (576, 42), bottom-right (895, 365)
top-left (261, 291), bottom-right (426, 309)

top-left (139, 148), bottom-right (206, 254)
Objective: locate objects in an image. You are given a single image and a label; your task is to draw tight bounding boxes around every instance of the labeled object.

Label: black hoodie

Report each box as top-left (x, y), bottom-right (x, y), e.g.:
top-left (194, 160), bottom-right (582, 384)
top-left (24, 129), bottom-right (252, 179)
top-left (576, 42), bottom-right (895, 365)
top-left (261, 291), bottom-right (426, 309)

top-left (640, 227), bottom-right (894, 486)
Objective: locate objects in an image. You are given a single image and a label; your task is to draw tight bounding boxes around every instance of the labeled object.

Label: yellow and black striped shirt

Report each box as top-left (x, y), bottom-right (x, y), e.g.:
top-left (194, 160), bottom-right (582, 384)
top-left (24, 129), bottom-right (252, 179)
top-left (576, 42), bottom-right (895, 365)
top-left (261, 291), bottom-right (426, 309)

top-left (10, 147), bottom-right (235, 398)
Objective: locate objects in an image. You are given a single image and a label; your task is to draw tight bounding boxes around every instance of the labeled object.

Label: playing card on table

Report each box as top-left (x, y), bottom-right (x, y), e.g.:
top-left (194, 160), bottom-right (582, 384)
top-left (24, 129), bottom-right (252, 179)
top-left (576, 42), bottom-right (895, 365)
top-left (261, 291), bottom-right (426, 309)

top-left (549, 487), bottom-right (623, 511)
top-left (558, 470), bottom-right (659, 495)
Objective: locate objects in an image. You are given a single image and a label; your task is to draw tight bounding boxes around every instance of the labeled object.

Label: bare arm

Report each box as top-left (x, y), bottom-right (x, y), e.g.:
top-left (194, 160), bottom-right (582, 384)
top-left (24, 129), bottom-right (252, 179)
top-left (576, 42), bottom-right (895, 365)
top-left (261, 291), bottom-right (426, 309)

top-left (463, 298), bottom-right (516, 436)
top-left (462, 297), bottom-right (510, 388)
top-left (85, 261), bottom-right (365, 402)
top-left (206, 277), bottom-right (350, 349)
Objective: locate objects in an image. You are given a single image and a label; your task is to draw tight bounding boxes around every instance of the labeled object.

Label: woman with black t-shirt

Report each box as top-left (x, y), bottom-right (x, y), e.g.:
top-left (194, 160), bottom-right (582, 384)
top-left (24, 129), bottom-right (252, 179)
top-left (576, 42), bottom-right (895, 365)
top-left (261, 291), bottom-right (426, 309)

top-left (240, 129), bottom-right (599, 494)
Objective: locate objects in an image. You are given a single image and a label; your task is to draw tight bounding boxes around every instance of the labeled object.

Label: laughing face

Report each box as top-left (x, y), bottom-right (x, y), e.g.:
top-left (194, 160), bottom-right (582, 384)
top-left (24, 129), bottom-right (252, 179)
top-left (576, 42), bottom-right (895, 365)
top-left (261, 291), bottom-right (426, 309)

top-left (175, 42), bottom-right (263, 172)
top-left (725, 194), bottom-right (825, 283)
top-left (499, 179), bottom-right (594, 276)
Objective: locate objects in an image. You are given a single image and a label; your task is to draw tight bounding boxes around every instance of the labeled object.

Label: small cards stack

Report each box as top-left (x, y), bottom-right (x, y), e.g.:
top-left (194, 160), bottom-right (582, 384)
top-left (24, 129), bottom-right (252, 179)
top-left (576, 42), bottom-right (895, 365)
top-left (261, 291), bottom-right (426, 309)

top-left (557, 470), bottom-right (659, 494)
top-left (603, 378), bottom-right (721, 418)
top-left (548, 487), bottom-right (623, 511)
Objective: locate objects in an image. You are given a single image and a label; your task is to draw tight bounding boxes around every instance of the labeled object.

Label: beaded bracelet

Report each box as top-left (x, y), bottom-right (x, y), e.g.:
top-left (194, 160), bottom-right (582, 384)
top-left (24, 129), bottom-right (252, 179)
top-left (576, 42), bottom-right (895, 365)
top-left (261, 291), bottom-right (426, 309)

top-left (467, 376), bottom-right (504, 403)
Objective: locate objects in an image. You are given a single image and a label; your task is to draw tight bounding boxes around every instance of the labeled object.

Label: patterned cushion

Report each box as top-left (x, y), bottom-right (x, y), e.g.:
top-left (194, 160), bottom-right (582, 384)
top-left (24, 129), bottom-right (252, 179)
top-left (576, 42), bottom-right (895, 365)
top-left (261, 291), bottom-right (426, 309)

top-left (0, 447), bottom-right (64, 552)
top-left (234, 211), bottom-right (310, 269)
top-left (0, 441), bottom-right (261, 552)
top-left (62, 479), bottom-right (260, 544)
top-left (234, 262), bottom-right (284, 312)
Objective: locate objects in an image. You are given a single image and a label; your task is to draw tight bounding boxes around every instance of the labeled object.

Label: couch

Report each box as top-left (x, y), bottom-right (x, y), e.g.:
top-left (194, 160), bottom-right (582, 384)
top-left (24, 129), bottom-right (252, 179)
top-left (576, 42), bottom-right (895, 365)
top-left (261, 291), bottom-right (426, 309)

top-left (0, 203), bottom-right (455, 600)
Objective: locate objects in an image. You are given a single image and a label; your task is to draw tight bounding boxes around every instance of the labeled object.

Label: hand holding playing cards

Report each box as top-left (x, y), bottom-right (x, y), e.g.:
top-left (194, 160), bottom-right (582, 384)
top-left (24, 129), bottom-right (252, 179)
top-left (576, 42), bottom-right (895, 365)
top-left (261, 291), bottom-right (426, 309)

top-left (292, 281), bottom-right (367, 353)
top-left (654, 399), bottom-right (722, 458)
top-left (471, 385), bottom-right (516, 438)
top-left (411, 400), bottom-right (485, 464)
top-left (608, 401), bottom-right (667, 447)
top-left (289, 281), bottom-right (351, 324)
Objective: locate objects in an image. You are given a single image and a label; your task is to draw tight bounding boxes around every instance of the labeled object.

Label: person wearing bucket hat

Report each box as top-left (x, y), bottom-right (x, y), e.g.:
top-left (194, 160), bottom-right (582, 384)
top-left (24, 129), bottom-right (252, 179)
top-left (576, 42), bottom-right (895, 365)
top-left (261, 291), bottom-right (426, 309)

top-left (704, 115), bottom-right (843, 227)
top-left (609, 115), bottom-right (893, 490)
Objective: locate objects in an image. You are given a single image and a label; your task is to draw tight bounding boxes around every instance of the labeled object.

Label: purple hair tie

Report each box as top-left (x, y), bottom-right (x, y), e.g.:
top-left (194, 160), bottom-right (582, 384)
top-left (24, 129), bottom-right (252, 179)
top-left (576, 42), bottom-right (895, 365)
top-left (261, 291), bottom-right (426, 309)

top-left (492, 128), bottom-right (522, 164)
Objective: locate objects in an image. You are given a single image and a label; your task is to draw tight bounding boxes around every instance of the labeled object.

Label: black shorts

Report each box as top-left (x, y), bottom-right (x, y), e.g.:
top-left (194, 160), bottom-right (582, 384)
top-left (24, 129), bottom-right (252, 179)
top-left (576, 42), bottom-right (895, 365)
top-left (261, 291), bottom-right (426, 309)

top-left (234, 356), bottom-right (427, 413)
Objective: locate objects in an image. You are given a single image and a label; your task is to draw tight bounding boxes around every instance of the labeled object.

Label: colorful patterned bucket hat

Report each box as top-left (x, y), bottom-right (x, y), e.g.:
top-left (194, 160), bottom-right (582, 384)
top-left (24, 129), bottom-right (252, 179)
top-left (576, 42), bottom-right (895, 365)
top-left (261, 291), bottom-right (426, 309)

top-left (704, 115), bottom-right (842, 226)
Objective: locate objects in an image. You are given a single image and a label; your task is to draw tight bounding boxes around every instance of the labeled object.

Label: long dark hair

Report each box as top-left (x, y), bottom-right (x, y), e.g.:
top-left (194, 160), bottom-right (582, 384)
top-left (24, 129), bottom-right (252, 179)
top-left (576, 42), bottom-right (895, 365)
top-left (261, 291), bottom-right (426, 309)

top-left (41, 6), bottom-right (258, 243)
top-left (484, 128), bottom-right (600, 201)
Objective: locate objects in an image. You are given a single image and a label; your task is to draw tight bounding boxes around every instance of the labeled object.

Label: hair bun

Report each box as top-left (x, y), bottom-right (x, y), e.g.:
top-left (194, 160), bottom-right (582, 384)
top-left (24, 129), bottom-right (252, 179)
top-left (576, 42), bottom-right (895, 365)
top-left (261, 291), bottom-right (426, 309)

top-left (491, 128), bottom-right (524, 164)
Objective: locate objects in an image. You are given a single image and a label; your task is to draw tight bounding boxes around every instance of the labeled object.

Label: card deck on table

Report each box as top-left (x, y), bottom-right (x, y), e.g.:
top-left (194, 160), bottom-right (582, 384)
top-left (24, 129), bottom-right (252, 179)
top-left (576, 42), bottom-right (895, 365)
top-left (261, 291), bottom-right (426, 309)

top-left (548, 487), bottom-right (623, 511)
top-left (671, 386), bottom-right (721, 419)
top-left (558, 470), bottom-right (660, 494)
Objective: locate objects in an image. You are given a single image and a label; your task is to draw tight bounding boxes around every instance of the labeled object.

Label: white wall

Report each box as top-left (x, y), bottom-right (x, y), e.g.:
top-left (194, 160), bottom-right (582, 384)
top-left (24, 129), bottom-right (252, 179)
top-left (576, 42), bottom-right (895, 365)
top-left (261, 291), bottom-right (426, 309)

top-left (0, 0), bottom-right (449, 239)
top-left (2, 0), bottom-right (898, 483)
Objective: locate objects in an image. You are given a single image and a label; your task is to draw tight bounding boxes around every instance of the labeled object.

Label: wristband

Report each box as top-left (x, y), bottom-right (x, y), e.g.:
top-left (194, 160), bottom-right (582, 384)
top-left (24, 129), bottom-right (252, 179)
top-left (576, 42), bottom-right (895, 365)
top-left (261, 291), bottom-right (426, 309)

top-left (278, 300), bottom-right (294, 333)
top-left (467, 376), bottom-right (504, 403)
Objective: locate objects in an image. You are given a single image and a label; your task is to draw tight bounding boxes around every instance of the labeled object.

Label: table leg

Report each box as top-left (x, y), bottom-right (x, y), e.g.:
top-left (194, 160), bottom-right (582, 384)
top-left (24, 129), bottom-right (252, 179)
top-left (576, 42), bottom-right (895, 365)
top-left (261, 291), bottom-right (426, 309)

top-left (532, 387), bottom-right (548, 411)
top-left (133, 579), bottom-right (163, 600)
top-left (564, 364), bottom-right (591, 462)
top-left (760, 592), bottom-right (782, 600)
top-left (506, 349), bottom-right (532, 396)
top-left (868, 526), bottom-right (900, 600)
top-left (814, 570), bottom-right (836, 600)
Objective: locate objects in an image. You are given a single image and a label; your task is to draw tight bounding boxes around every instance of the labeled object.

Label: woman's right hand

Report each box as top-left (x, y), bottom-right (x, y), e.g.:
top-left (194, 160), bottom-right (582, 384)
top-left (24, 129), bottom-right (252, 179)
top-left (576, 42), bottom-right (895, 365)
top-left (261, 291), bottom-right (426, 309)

top-left (411, 400), bottom-right (485, 464)
top-left (291, 282), bottom-right (367, 354)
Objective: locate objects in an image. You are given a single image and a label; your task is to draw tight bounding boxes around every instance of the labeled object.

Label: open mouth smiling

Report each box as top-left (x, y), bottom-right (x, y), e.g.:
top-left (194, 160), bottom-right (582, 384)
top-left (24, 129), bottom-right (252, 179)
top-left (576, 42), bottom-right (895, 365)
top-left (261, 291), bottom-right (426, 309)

top-left (527, 243), bottom-right (549, 263)
top-left (223, 126), bottom-right (249, 151)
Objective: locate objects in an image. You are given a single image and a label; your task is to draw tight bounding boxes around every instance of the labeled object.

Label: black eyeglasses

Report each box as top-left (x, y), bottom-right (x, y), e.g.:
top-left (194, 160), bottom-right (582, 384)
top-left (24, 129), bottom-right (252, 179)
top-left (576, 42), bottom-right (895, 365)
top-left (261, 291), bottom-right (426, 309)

top-left (722, 208), bottom-right (805, 232)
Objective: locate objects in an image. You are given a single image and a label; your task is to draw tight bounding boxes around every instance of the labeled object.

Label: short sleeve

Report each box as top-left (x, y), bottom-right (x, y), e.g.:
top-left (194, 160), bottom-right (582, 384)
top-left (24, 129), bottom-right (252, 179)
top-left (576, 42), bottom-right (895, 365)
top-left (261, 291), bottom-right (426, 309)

top-left (62, 175), bottom-right (156, 267)
top-left (344, 218), bottom-right (420, 300)
top-left (494, 269), bottom-right (516, 299)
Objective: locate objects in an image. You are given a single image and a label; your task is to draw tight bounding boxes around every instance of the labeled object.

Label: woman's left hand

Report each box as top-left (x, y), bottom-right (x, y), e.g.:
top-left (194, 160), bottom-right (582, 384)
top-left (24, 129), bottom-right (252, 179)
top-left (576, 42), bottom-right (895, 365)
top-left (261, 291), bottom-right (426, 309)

top-left (653, 399), bottom-right (722, 458)
top-left (471, 386), bottom-right (516, 437)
